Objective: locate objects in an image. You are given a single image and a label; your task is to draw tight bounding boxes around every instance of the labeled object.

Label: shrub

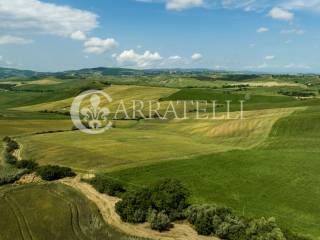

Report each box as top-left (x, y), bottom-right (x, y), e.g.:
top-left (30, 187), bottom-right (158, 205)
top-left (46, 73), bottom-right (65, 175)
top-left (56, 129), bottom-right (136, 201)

top-left (185, 204), bottom-right (286, 240)
top-left (215, 215), bottom-right (247, 240)
top-left (3, 151), bottom-right (17, 164)
top-left (6, 140), bottom-right (19, 153)
top-left (246, 217), bottom-right (286, 240)
top-left (150, 178), bottom-right (190, 220)
top-left (0, 165), bottom-right (27, 186)
top-left (115, 188), bottom-right (152, 223)
top-left (15, 160), bottom-right (39, 170)
top-left (115, 178), bottom-right (190, 225)
top-left (2, 136), bottom-right (11, 143)
top-left (36, 165), bottom-right (76, 181)
top-left (3, 137), bottom-right (19, 153)
top-left (87, 174), bottom-right (125, 197)
top-left (148, 210), bottom-right (171, 232)
top-left (194, 212), bottom-right (214, 235)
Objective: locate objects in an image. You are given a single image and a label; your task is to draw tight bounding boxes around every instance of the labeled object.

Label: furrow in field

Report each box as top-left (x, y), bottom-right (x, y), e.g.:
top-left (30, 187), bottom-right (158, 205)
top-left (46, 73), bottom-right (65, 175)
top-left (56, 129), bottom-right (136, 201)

top-left (5, 195), bottom-right (34, 240)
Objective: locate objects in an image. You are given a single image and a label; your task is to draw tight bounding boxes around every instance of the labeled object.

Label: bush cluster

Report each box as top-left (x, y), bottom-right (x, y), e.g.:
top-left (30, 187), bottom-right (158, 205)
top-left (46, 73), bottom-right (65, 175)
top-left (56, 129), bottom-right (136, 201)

top-left (115, 179), bottom-right (310, 238)
top-left (36, 165), bottom-right (76, 181)
top-left (15, 160), bottom-right (39, 170)
top-left (116, 188), bottom-right (152, 223)
top-left (0, 165), bottom-right (27, 186)
top-left (2, 136), bottom-right (19, 165)
top-left (185, 204), bottom-right (297, 240)
top-left (115, 178), bottom-right (189, 225)
top-left (278, 90), bottom-right (316, 98)
top-left (86, 174), bottom-right (125, 197)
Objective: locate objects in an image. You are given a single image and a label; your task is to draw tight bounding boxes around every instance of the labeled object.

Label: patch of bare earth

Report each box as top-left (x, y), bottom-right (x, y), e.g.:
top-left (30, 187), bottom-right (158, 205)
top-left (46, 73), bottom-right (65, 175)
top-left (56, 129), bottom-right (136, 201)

top-left (16, 173), bottom-right (42, 184)
top-left (61, 176), bottom-right (216, 240)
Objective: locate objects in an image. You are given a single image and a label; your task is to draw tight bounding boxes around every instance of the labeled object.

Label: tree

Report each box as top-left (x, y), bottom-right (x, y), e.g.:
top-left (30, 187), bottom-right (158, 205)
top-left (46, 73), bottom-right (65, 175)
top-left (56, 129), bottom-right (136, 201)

top-left (3, 151), bottom-right (17, 164)
top-left (115, 188), bottom-right (152, 223)
top-left (15, 160), bottom-right (38, 170)
top-left (36, 165), bottom-right (76, 181)
top-left (150, 178), bottom-right (190, 220)
top-left (87, 174), bottom-right (125, 197)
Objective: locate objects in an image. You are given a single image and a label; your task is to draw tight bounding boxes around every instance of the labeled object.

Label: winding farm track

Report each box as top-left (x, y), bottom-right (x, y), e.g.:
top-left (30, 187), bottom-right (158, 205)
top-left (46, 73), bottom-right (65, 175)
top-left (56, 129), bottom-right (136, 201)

top-left (61, 177), bottom-right (217, 240)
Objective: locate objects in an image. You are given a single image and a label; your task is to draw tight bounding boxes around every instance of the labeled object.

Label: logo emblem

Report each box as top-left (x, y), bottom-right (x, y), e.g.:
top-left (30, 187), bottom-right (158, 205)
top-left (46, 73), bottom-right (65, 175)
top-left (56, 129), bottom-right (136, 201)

top-left (70, 90), bottom-right (112, 134)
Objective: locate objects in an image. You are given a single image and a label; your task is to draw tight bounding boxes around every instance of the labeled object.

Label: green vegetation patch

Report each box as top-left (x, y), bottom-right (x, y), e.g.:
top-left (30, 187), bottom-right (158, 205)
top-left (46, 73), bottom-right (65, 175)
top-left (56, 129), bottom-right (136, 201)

top-left (0, 183), bottom-right (131, 240)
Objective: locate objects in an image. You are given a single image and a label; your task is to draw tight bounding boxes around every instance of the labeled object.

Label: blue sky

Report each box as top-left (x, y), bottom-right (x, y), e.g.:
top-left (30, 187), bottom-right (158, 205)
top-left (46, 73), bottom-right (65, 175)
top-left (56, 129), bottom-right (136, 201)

top-left (0, 0), bottom-right (319, 73)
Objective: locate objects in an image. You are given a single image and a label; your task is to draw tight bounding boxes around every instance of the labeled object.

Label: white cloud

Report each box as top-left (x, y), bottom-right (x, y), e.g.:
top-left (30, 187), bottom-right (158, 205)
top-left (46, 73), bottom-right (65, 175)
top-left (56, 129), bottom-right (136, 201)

top-left (191, 53), bottom-right (202, 61)
top-left (0, 35), bottom-right (32, 45)
top-left (70, 31), bottom-right (87, 41)
top-left (116, 49), bottom-right (163, 67)
top-left (166, 0), bottom-right (204, 10)
top-left (268, 7), bottom-right (294, 21)
top-left (282, 0), bottom-right (320, 12)
top-left (168, 55), bottom-right (182, 60)
top-left (257, 27), bottom-right (269, 33)
top-left (284, 63), bottom-right (311, 69)
top-left (84, 37), bottom-right (119, 54)
top-left (281, 29), bottom-right (304, 35)
top-left (265, 55), bottom-right (275, 60)
top-left (0, 0), bottom-right (98, 37)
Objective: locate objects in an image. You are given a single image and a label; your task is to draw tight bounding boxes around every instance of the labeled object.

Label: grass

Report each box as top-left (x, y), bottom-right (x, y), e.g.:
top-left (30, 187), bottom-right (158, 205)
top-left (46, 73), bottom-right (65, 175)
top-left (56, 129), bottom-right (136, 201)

top-left (1, 75), bottom-right (320, 238)
top-left (0, 183), bottom-right (130, 240)
top-left (13, 85), bottom-right (178, 113)
top-left (106, 106), bottom-right (320, 238)
top-left (162, 88), bottom-right (320, 111)
top-left (8, 108), bottom-right (293, 172)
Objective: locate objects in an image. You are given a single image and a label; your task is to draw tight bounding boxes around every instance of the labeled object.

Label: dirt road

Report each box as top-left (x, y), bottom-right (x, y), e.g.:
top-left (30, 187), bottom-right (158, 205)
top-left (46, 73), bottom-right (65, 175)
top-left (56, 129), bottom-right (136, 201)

top-left (61, 177), bottom-right (216, 240)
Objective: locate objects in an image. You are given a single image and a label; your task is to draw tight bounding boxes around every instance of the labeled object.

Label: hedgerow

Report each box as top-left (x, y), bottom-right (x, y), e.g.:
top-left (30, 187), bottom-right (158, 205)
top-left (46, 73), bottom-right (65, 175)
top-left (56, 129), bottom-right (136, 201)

top-left (85, 174), bottom-right (125, 197)
top-left (2, 136), bottom-right (20, 165)
top-left (36, 165), bottom-right (76, 181)
top-left (114, 178), bottom-right (310, 238)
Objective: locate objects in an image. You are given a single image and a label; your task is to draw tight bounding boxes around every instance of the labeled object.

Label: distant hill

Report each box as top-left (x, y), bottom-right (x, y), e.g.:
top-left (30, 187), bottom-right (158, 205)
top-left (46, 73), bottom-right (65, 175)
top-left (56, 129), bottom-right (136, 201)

top-left (0, 67), bottom-right (46, 79)
top-left (4, 66), bottom-right (313, 80)
top-left (0, 66), bottom-right (318, 80)
top-left (59, 67), bottom-right (143, 78)
top-left (0, 67), bottom-right (148, 79)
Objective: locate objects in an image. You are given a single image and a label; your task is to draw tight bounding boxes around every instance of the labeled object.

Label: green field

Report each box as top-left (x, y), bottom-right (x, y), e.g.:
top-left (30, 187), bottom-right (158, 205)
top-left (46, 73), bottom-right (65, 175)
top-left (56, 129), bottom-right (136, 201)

top-left (106, 106), bottom-right (320, 238)
top-left (1, 73), bottom-right (320, 239)
top-left (0, 183), bottom-right (129, 240)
